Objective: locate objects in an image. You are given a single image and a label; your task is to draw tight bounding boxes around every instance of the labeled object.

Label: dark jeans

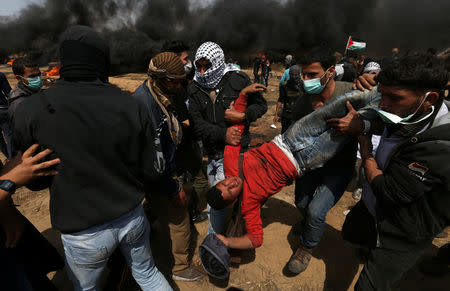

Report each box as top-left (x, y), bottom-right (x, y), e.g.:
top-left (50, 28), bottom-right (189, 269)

top-left (344, 201), bottom-right (433, 291)
top-left (355, 238), bottom-right (431, 291)
top-left (295, 165), bottom-right (354, 248)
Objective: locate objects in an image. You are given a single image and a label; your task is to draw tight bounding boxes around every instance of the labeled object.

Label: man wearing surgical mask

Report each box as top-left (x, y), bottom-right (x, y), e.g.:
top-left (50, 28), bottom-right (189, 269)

top-left (9, 58), bottom-right (43, 122)
top-left (330, 55), bottom-right (450, 290)
top-left (286, 47), bottom-right (357, 274)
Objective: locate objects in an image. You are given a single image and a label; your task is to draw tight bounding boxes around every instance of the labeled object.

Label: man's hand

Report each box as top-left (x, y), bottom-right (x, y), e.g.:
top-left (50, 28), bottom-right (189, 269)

top-left (0, 203), bottom-right (26, 248)
top-left (171, 188), bottom-right (188, 208)
top-left (241, 83), bottom-right (266, 96)
top-left (327, 101), bottom-right (364, 136)
top-left (1, 144), bottom-right (60, 187)
top-left (358, 135), bottom-right (374, 160)
top-left (353, 73), bottom-right (377, 91)
top-left (225, 126), bottom-right (242, 146)
top-left (225, 101), bottom-right (245, 124)
top-left (215, 234), bottom-right (229, 248)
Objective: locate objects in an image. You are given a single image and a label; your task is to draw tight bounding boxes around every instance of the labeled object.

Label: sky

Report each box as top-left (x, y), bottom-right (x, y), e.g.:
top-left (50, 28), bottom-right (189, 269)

top-left (0, 0), bottom-right (44, 16)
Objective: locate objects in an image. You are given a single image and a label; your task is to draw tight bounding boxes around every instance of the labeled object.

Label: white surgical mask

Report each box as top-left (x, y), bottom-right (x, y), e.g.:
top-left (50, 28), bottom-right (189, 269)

top-left (375, 92), bottom-right (433, 124)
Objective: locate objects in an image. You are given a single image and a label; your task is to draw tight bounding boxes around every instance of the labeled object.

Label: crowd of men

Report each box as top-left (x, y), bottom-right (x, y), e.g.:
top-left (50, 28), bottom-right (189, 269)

top-left (0, 24), bottom-right (449, 291)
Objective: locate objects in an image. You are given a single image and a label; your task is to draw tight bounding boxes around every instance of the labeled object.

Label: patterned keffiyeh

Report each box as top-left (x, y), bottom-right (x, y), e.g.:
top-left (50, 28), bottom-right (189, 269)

top-left (194, 42), bottom-right (239, 89)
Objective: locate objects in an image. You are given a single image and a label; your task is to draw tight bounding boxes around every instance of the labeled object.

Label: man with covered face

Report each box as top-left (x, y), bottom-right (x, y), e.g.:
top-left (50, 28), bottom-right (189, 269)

top-left (12, 25), bottom-right (171, 290)
top-left (133, 52), bottom-right (204, 282)
top-left (188, 41), bottom-right (267, 234)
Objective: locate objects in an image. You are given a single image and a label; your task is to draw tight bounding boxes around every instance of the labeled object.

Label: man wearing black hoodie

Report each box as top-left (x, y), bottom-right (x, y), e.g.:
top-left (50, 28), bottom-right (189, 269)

top-left (12, 26), bottom-right (172, 291)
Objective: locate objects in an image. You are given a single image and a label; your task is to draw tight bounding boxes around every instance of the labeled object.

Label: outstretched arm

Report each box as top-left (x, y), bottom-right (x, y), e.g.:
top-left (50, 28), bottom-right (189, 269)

top-left (224, 84), bottom-right (266, 177)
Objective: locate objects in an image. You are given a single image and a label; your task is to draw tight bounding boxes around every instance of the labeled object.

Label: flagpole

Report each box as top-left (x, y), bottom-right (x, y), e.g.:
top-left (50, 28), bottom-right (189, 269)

top-left (344, 35), bottom-right (351, 57)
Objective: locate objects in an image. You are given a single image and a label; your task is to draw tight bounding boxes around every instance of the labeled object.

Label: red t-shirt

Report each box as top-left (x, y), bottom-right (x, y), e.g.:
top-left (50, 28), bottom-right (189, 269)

top-left (223, 94), bottom-right (298, 248)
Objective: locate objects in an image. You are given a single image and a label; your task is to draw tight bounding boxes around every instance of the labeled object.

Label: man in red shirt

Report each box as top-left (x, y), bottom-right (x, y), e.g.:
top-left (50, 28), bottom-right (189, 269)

top-left (207, 84), bottom-right (381, 249)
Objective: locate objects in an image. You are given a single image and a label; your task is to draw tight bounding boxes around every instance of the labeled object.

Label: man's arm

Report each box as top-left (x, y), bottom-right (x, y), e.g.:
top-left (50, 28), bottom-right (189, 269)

top-left (216, 233), bottom-right (253, 249)
top-left (0, 144), bottom-right (59, 248)
top-left (189, 95), bottom-right (228, 144)
top-left (223, 84), bottom-right (266, 177)
top-left (327, 101), bottom-right (384, 136)
top-left (274, 86), bottom-right (286, 123)
top-left (245, 78), bottom-right (268, 124)
top-left (359, 135), bottom-right (428, 208)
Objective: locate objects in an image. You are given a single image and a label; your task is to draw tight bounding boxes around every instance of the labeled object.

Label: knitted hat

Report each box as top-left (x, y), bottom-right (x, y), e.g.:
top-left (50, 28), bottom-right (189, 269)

top-left (148, 52), bottom-right (185, 80)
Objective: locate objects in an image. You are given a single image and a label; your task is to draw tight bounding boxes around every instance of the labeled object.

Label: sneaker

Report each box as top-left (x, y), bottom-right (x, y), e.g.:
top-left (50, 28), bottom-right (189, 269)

top-left (352, 188), bottom-right (362, 200)
top-left (172, 265), bottom-right (204, 282)
top-left (191, 212), bottom-right (208, 224)
top-left (287, 245), bottom-right (313, 274)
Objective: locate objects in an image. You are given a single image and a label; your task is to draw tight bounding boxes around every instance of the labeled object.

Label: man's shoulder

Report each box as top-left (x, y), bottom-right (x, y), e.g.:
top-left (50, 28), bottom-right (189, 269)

top-left (224, 71), bottom-right (250, 90)
top-left (132, 81), bottom-right (151, 99)
top-left (334, 81), bottom-right (354, 94)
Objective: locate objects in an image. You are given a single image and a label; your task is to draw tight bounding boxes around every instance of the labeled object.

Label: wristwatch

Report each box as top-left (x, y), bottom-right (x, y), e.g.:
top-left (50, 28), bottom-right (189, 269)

top-left (0, 180), bottom-right (16, 193)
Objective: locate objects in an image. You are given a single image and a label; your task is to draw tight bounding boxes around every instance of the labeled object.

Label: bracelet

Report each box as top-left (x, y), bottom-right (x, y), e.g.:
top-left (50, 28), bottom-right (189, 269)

top-left (362, 120), bottom-right (371, 135)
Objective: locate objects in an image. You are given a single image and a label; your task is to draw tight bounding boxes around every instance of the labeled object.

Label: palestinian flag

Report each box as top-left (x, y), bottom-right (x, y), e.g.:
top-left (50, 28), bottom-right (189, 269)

top-left (346, 36), bottom-right (366, 50)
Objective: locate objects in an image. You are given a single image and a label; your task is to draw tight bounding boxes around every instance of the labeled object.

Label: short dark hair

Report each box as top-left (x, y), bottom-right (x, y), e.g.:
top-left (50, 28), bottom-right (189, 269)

top-left (12, 57), bottom-right (39, 76)
top-left (300, 46), bottom-right (336, 70)
top-left (376, 54), bottom-right (448, 93)
top-left (161, 40), bottom-right (190, 55)
top-left (207, 187), bottom-right (228, 210)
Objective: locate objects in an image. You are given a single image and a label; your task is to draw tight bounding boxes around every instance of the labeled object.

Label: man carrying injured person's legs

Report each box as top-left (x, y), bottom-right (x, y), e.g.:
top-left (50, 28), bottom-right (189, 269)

top-left (205, 81), bottom-right (381, 250)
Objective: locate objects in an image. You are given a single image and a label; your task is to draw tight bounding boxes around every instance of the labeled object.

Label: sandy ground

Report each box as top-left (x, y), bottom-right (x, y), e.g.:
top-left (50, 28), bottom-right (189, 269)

top-left (1, 65), bottom-right (449, 290)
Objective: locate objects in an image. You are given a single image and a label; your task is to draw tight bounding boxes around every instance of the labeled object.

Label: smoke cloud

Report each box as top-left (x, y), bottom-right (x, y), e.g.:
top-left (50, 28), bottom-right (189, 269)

top-left (0, 0), bottom-right (448, 73)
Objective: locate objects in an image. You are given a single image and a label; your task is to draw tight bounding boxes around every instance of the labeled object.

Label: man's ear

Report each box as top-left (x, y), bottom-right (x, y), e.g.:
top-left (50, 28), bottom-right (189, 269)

top-left (426, 91), bottom-right (440, 106)
top-left (328, 65), bottom-right (336, 76)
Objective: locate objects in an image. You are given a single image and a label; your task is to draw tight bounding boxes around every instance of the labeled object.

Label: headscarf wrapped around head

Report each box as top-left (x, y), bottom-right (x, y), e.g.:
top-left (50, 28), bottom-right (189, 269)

top-left (194, 42), bottom-right (239, 89)
top-left (148, 52), bottom-right (186, 80)
top-left (363, 62), bottom-right (381, 74)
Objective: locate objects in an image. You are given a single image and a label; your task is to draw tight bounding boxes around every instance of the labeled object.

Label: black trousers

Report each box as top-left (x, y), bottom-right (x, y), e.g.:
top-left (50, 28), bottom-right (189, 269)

top-left (281, 117), bottom-right (292, 134)
top-left (355, 238), bottom-right (431, 291)
top-left (343, 201), bottom-right (432, 291)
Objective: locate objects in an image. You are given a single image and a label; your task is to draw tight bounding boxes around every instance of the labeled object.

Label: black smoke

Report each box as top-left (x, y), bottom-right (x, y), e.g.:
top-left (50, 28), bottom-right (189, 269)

top-left (0, 0), bottom-right (448, 73)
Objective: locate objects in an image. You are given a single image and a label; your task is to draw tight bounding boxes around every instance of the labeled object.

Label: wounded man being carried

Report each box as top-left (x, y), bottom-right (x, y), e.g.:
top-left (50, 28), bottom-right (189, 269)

top-left (199, 83), bottom-right (380, 277)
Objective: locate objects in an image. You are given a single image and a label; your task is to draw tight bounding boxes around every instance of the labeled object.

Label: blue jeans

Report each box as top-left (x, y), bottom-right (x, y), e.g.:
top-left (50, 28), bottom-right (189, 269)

top-left (61, 205), bottom-right (172, 291)
top-left (283, 88), bottom-right (380, 170)
top-left (207, 158), bottom-right (227, 234)
top-left (295, 165), bottom-right (354, 248)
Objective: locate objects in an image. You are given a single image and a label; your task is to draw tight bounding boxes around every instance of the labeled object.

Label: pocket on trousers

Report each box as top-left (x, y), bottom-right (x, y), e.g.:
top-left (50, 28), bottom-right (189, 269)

top-left (69, 246), bottom-right (109, 267)
top-left (124, 214), bottom-right (147, 245)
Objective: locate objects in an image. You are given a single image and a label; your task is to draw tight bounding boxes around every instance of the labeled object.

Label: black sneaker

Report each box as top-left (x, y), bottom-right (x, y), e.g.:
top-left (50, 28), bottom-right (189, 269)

top-left (172, 265), bottom-right (204, 282)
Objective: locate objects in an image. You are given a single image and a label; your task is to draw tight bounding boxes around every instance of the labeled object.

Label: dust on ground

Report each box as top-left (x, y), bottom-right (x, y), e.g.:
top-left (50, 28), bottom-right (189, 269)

top-left (1, 65), bottom-right (448, 291)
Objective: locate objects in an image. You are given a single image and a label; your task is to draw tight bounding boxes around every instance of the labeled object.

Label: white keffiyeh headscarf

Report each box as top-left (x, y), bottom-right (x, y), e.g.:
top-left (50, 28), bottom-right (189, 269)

top-left (194, 41), bottom-right (239, 89)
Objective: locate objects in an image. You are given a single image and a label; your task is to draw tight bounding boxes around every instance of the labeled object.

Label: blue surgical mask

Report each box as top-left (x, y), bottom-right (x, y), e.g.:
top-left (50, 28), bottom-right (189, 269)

top-left (375, 92), bottom-right (432, 124)
top-left (25, 76), bottom-right (43, 92)
top-left (303, 68), bottom-right (331, 94)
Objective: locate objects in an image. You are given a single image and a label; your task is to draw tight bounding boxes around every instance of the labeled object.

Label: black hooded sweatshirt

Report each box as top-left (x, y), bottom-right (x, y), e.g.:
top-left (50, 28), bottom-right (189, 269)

top-left (12, 26), bottom-right (162, 233)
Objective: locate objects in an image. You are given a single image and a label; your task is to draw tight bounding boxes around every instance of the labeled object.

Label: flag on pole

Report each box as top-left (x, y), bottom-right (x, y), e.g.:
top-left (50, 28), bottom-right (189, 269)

top-left (346, 36), bottom-right (366, 50)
